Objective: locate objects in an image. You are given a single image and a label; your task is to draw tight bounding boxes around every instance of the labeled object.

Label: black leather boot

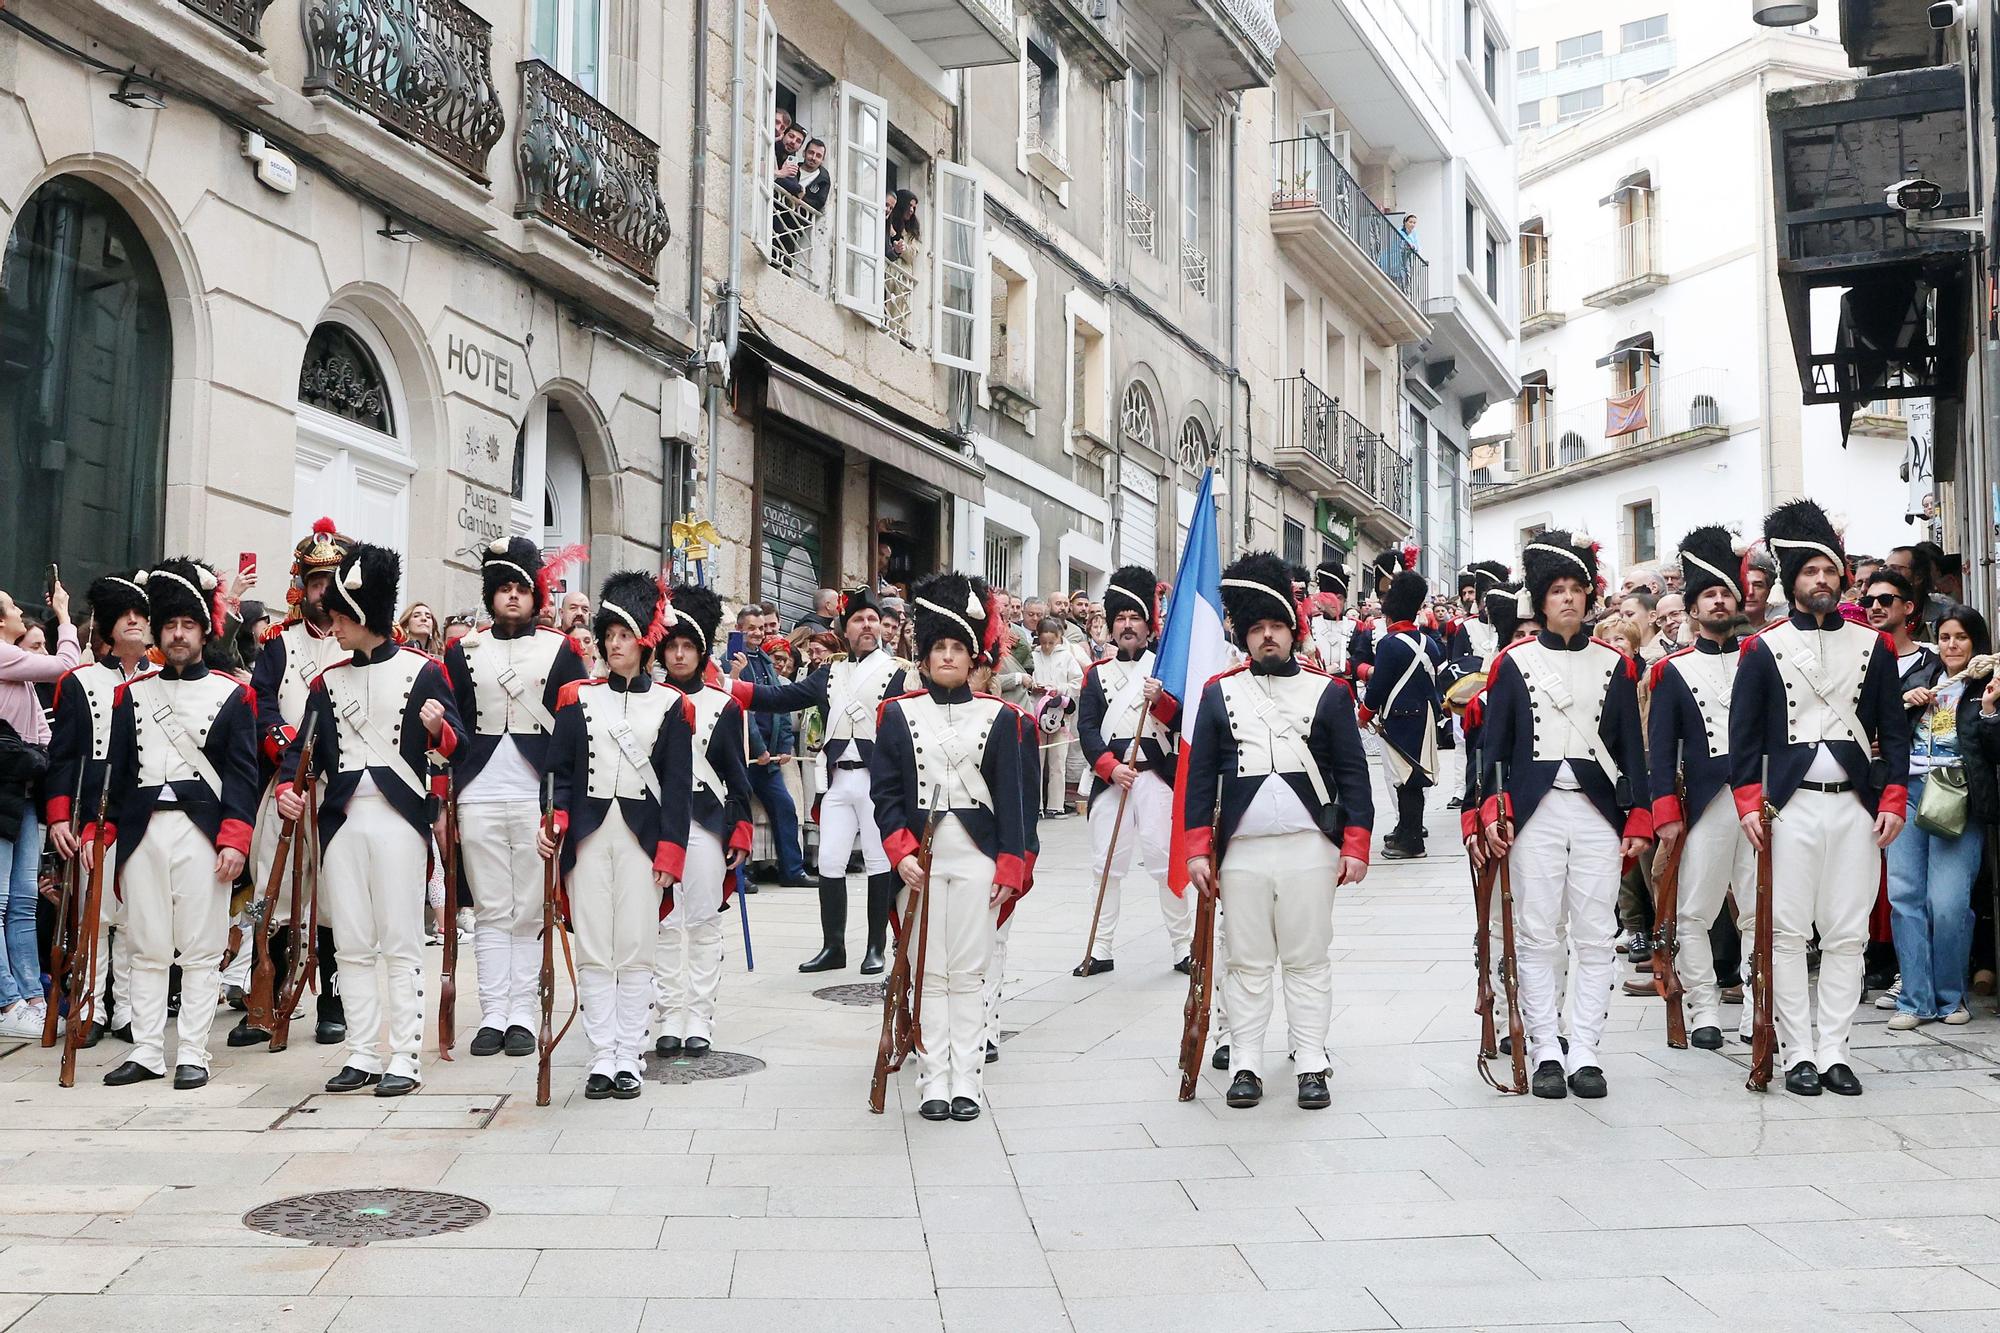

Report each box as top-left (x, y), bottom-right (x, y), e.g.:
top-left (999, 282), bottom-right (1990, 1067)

top-left (860, 873), bottom-right (896, 975)
top-left (798, 876), bottom-right (848, 973)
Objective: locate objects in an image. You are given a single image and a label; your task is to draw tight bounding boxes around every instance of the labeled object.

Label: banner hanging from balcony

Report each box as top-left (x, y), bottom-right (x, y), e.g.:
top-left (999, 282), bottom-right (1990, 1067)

top-left (1605, 388), bottom-right (1649, 438)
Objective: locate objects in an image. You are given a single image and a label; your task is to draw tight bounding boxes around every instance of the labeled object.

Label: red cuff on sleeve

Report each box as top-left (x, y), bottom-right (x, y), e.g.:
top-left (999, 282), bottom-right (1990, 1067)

top-left (1185, 823), bottom-right (1214, 860)
top-left (1356, 704), bottom-right (1375, 728)
top-left (1459, 808), bottom-right (1478, 842)
top-left (1091, 750), bottom-right (1120, 782)
top-left (82, 822), bottom-right (109, 849)
top-left (1879, 782), bottom-right (1909, 819)
top-left (45, 795), bottom-right (71, 825)
top-left (1355, 663), bottom-right (1373, 681)
top-left (728, 678), bottom-right (755, 707)
top-left (883, 828), bottom-right (920, 865)
top-left (653, 840), bottom-right (686, 880)
top-left (434, 720), bottom-right (458, 758)
top-left (729, 820), bottom-right (753, 854)
top-left (1650, 794), bottom-right (1684, 831)
top-left (1479, 793), bottom-right (1512, 830)
top-left (1340, 825), bottom-right (1370, 863)
top-left (430, 771), bottom-right (449, 798)
top-left (1021, 850), bottom-right (1038, 893)
top-left (1622, 807), bottom-right (1653, 843)
top-left (217, 818), bottom-right (253, 856)
top-left (1148, 692), bottom-right (1180, 727)
top-left (993, 853), bottom-right (1025, 890)
top-left (1733, 783), bottom-right (1763, 820)
top-left (549, 811), bottom-right (570, 840)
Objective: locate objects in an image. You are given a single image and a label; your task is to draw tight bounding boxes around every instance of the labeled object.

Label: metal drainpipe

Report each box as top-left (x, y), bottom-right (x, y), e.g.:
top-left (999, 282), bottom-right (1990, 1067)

top-left (1225, 101), bottom-right (1241, 559)
top-left (701, 0), bottom-right (749, 593)
top-left (676, 0), bottom-right (711, 564)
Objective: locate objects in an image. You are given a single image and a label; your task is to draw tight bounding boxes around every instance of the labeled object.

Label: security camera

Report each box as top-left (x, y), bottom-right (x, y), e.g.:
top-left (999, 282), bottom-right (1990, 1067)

top-left (1887, 178), bottom-right (1945, 212)
top-left (1929, 1), bottom-right (1964, 29)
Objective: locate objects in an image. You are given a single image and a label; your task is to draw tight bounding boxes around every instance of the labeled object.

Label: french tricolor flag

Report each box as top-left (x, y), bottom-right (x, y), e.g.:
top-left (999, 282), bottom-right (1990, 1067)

top-left (1158, 468), bottom-right (1231, 896)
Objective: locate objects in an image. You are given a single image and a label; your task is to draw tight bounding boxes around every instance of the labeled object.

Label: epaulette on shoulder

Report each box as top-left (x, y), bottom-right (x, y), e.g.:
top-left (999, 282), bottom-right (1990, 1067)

top-left (113, 669), bottom-right (163, 706)
top-left (1648, 644), bottom-right (1696, 690)
top-left (877, 688), bottom-right (925, 723)
top-left (399, 643), bottom-right (443, 665)
top-left (1588, 636), bottom-right (1642, 678)
top-left (259, 618), bottom-right (293, 645)
top-left (308, 659), bottom-right (353, 692)
top-left (556, 678), bottom-right (603, 710)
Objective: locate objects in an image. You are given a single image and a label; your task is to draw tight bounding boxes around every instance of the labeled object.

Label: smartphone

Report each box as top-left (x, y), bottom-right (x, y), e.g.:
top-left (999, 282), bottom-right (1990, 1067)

top-left (44, 564), bottom-right (57, 603)
top-left (726, 630), bottom-right (746, 659)
top-left (238, 551), bottom-right (257, 582)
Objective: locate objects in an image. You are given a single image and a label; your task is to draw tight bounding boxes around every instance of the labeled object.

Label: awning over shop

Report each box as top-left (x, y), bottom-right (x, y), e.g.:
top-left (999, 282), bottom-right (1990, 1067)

top-left (763, 363), bottom-right (985, 504)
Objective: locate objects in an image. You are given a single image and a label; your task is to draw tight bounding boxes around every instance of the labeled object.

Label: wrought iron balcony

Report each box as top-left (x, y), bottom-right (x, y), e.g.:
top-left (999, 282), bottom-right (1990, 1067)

top-left (1126, 193), bottom-right (1157, 253)
top-left (1181, 240), bottom-right (1210, 299)
top-left (1273, 373), bottom-right (1413, 523)
top-left (300, 0), bottom-right (507, 183)
top-left (1269, 135), bottom-right (1429, 341)
top-left (516, 60), bottom-right (670, 283)
top-left (181, 0), bottom-right (274, 48)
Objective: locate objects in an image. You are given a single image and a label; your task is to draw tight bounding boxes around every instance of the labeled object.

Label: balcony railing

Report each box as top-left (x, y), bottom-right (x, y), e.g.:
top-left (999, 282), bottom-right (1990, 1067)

top-left (883, 257), bottom-right (926, 351)
top-left (1584, 216), bottom-right (1666, 306)
top-left (1024, 124), bottom-right (1069, 177)
top-left (1270, 136), bottom-right (1428, 307)
top-left (1126, 193), bottom-right (1156, 253)
top-left (1276, 373), bottom-right (1413, 518)
top-left (768, 188), bottom-right (833, 293)
top-left (1522, 258), bottom-right (1552, 319)
top-left (300, 0), bottom-right (507, 183)
top-left (182, 0), bottom-right (273, 48)
top-left (516, 61), bottom-right (669, 282)
top-left (1222, 0), bottom-right (1281, 60)
top-left (1181, 240), bottom-right (1210, 299)
top-left (1508, 368), bottom-right (1730, 477)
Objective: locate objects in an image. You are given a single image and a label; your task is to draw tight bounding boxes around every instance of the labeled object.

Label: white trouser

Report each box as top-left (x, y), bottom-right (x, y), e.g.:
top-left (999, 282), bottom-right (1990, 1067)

top-left (1510, 789), bottom-right (1621, 1075)
top-left (320, 792), bottom-right (427, 1080)
top-left (572, 808), bottom-right (664, 1076)
top-left (657, 825), bottom-right (726, 1044)
top-left (907, 816), bottom-right (999, 1105)
top-left (1089, 771), bottom-right (1191, 961)
top-left (1039, 737), bottom-right (1069, 811)
top-left (816, 763), bottom-right (889, 878)
top-left (1220, 829), bottom-right (1336, 1078)
top-left (459, 800), bottom-right (545, 1031)
top-left (1673, 796), bottom-right (1760, 1034)
top-left (80, 845), bottom-right (127, 1030)
top-left (983, 912), bottom-right (1015, 1050)
top-left (122, 812), bottom-right (229, 1074)
top-left (249, 783), bottom-right (316, 926)
top-left (1772, 788), bottom-right (1878, 1071)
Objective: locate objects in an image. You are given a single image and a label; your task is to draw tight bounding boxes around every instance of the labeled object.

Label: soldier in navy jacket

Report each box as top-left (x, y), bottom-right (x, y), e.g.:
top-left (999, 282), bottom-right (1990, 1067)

top-left (1729, 499), bottom-right (1910, 1097)
top-left (869, 572), bottom-right (1028, 1122)
top-left (1073, 563), bottom-right (1189, 975)
top-left (651, 581), bottom-right (752, 1061)
top-left (276, 544), bottom-right (461, 1097)
top-left (542, 573), bottom-right (695, 1100)
top-left (983, 693), bottom-right (1040, 1065)
top-left (45, 572), bottom-right (153, 1046)
top-left (729, 586), bottom-right (920, 975)
top-left (443, 536), bottom-right (589, 1059)
top-left (1184, 551), bottom-right (1372, 1112)
top-left (1445, 561), bottom-right (1510, 665)
top-left (1360, 570), bottom-right (1446, 859)
top-left (1646, 524), bottom-right (1759, 1052)
top-left (1478, 530), bottom-right (1651, 1101)
top-left (87, 559), bottom-right (259, 1090)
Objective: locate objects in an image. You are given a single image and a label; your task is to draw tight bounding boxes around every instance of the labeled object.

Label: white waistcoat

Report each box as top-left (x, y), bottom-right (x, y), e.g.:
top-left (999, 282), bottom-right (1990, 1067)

top-left (1464, 619), bottom-right (1498, 665)
top-left (274, 623), bottom-right (348, 730)
top-left (900, 694), bottom-right (1004, 811)
top-left (129, 673), bottom-right (238, 790)
top-left (459, 628), bottom-right (566, 736)
top-left (75, 661), bottom-right (125, 761)
top-left (1665, 647), bottom-right (1739, 760)
top-left (824, 651), bottom-right (908, 744)
top-left (321, 651), bottom-right (426, 777)
top-left (1094, 651), bottom-right (1163, 745)
top-left (1216, 669), bottom-right (1329, 777)
top-left (1310, 617), bottom-right (1353, 674)
top-left (1761, 619), bottom-right (1874, 747)
top-left (1509, 641), bottom-right (1620, 765)
top-left (580, 683), bottom-right (685, 801)
top-left (686, 685), bottom-right (731, 798)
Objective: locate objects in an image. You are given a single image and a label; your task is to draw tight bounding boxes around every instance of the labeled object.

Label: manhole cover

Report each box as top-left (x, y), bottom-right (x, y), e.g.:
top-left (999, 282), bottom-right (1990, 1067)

top-left (242, 1188), bottom-right (490, 1246)
top-left (642, 1050), bottom-right (767, 1082)
top-left (814, 982), bottom-right (886, 1006)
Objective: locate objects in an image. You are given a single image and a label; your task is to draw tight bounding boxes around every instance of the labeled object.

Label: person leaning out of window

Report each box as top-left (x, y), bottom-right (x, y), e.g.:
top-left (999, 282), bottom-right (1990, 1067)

top-left (1886, 604), bottom-right (2000, 1030)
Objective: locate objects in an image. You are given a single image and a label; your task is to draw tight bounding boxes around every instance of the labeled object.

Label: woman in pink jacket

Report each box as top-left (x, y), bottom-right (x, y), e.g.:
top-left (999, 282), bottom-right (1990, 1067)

top-left (0, 580), bottom-right (80, 1038)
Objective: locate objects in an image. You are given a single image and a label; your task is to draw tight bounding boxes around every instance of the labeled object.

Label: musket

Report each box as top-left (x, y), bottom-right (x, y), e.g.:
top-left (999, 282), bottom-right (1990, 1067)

top-left (1651, 770), bottom-right (1689, 1049)
top-left (1469, 799), bottom-right (1500, 1071)
top-left (536, 773), bottom-right (578, 1106)
top-left (1077, 728), bottom-right (1145, 976)
top-left (435, 763), bottom-right (459, 1060)
top-left (247, 713), bottom-right (317, 1035)
top-left (269, 785), bottom-right (320, 1053)
top-left (1746, 755), bottom-right (1777, 1092)
top-left (1176, 789), bottom-right (1223, 1101)
top-left (41, 780), bottom-right (82, 1049)
top-left (59, 782), bottom-right (113, 1087)
top-left (870, 786), bottom-right (944, 1114)
top-left (1490, 762), bottom-right (1528, 1095)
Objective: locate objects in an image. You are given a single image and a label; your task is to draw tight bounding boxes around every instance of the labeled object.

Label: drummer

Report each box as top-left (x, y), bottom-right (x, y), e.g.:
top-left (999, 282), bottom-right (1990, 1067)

top-left (1028, 616), bottom-right (1083, 818)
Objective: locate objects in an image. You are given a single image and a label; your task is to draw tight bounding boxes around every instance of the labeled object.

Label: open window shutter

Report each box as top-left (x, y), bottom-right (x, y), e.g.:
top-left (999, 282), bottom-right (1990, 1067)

top-left (931, 162), bottom-right (984, 372)
top-left (836, 82), bottom-right (888, 320)
top-left (754, 4), bottom-right (779, 257)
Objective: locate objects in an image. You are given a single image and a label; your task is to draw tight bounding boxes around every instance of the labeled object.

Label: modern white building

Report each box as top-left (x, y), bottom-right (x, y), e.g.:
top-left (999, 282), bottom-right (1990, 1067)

top-left (1472, 3), bottom-right (1912, 581)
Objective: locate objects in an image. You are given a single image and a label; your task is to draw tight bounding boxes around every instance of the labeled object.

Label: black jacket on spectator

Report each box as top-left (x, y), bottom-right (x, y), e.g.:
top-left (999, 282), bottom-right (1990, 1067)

top-left (1899, 655), bottom-right (2000, 826)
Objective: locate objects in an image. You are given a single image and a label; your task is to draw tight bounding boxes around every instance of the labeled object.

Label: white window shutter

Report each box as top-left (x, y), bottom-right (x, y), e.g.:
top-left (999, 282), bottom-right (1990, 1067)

top-left (753, 4), bottom-right (779, 257)
top-left (836, 82), bottom-right (888, 320)
top-left (931, 162), bottom-right (985, 372)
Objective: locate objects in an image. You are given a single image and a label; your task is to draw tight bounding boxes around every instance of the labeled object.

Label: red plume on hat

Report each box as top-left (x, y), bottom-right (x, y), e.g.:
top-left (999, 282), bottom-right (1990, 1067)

top-left (537, 544), bottom-right (590, 604)
top-left (643, 575), bottom-right (673, 647)
top-left (980, 585), bottom-right (1006, 666)
top-left (1400, 542), bottom-right (1420, 571)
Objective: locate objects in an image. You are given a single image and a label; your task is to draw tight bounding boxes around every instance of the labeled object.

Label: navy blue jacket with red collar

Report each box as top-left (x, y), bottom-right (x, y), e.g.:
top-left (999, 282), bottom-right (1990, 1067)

top-left (1727, 609), bottom-right (1910, 820)
top-left (1359, 620), bottom-right (1446, 783)
top-left (662, 672), bottom-right (756, 858)
top-left (89, 663), bottom-right (261, 867)
top-left (442, 623), bottom-right (588, 788)
top-left (1000, 705), bottom-right (1040, 927)
top-left (278, 641), bottom-right (464, 846)
top-left (44, 659), bottom-right (140, 827)
top-left (1645, 634), bottom-right (1743, 829)
top-left (867, 682), bottom-right (1029, 890)
top-left (1076, 649), bottom-right (1180, 810)
top-left (1182, 658), bottom-right (1374, 866)
top-left (1477, 630), bottom-right (1651, 840)
top-left (545, 673), bottom-right (695, 882)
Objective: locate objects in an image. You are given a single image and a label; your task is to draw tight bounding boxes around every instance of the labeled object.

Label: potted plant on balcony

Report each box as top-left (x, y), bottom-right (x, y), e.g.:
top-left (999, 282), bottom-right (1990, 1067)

top-left (1274, 171), bottom-right (1319, 211)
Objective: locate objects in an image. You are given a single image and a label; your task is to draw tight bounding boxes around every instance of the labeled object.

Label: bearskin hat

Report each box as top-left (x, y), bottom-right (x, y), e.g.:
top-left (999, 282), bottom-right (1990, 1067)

top-left (140, 557), bottom-right (221, 641)
top-left (85, 572), bottom-right (150, 639)
top-left (1465, 560), bottom-right (1511, 596)
top-left (654, 580), bottom-right (719, 658)
top-left (1763, 498), bottom-right (1846, 598)
top-left (1676, 524), bottom-right (1745, 606)
top-left (482, 536), bottom-right (548, 613)
top-left (328, 543), bottom-right (402, 638)
top-left (1383, 570), bottom-right (1429, 624)
top-left (910, 571), bottom-right (1003, 666)
top-left (1522, 529), bottom-right (1602, 613)
top-left (1371, 543), bottom-right (1419, 592)
top-left (1220, 551), bottom-right (1297, 651)
top-left (1104, 564), bottom-right (1160, 637)
top-left (1314, 560), bottom-right (1349, 599)
top-left (1487, 582), bottom-right (1524, 643)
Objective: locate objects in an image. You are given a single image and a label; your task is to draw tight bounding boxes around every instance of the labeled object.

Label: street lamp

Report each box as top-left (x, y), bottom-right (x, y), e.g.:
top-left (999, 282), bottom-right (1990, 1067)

top-left (1752, 1), bottom-right (1817, 24)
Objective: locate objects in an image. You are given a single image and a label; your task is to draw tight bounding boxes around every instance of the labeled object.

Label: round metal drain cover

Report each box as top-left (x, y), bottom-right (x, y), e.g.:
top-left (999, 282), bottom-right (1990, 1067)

top-left (243, 1188), bottom-right (490, 1246)
top-left (644, 1050), bottom-right (767, 1082)
top-left (813, 982), bottom-right (886, 1006)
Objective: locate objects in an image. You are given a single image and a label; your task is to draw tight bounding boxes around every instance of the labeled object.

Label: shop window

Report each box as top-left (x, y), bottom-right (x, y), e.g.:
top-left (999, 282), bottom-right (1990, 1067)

top-left (0, 176), bottom-right (170, 615)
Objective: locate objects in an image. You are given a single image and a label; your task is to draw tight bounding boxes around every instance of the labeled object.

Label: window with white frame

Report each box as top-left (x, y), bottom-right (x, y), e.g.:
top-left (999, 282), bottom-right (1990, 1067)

top-left (1517, 46), bottom-right (1539, 73)
top-left (1518, 100), bottom-right (1541, 130)
top-left (836, 83), bottom-right (888, 319)
top-left (983, 531), bottom-right (1021, 591)
top-left (1181, 118), bottom-right (1213, 296)
top-left (1484, 227), bottom-right (1500, 302)
top-left (1556, 31), bottom-right (1602, 66)
top-left (532, 0), bottom-right (606, 97)
top-left (1483, 33), bottom-right (1498, 100)
top-left (1557, 85), bottom-right (1604, 121)
top-left (932, 162), bottom-right (984, 370)
top-left (1126, 64), bottom-right (1158, 252)
top-left (1621, 15), bottom-right (1668, 50)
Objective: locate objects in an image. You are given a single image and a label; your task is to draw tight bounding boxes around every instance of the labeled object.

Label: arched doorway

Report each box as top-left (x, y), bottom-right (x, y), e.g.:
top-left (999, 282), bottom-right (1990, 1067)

top-left (0, 176), bottom-right (171, 615)
top-left (514, 394), bottom-right (594, 594)
top-left (293, 317), bottom-right (413, 601)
